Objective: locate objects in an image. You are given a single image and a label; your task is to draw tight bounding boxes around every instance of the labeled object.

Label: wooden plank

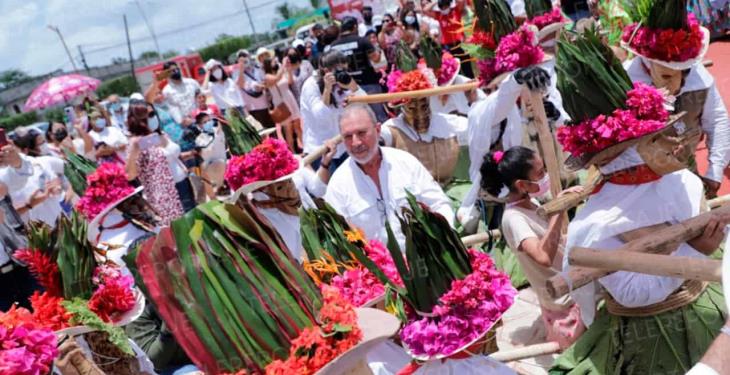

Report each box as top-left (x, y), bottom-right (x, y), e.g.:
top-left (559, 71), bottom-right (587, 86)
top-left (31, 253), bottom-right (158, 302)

top-left (347, 81), bottom-right (480, 104)
top-left (490, 342), bottom-right (561, 363)
top-left (521, 89), bottom-right (562, 198)
top-left (301, 135), bottom-right (342, 166)
top-left (461, 230), bottom-right (502, 247)
top-left (569, 247), bottom-right (721, 283)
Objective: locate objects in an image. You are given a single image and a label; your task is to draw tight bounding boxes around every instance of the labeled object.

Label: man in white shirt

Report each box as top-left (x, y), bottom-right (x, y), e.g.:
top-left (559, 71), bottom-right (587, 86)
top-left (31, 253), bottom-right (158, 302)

top-left (325, 104), bottom-right (453, 249)
top-left (233, 50), bottom-right (276, 129)
top-left (160, 61), bottom-right (200, 125)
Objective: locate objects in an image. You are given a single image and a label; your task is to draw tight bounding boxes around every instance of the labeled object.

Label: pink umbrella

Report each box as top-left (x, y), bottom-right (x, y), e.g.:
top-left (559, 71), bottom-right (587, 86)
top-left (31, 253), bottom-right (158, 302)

top-left (24, 74), bottom-right (101, 111)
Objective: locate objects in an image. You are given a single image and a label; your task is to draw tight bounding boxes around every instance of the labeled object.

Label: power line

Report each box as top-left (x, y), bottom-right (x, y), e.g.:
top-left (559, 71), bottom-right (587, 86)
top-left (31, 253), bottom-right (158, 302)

top-left (80, 0), bottom-right (286, 56)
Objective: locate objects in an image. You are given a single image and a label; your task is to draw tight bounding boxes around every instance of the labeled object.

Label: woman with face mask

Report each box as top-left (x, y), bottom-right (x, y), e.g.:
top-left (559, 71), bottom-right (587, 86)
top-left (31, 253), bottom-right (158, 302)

top-left (400, 8), bottom-right (422, 53)
top-left (262, 55), bottom-right (301, 152)
top-left (201, 59), bottom-right (245, 115)
top-left (45, 121), bottom-right (93, 159)
top-left (377, 13), bottom-right (404, 64)
top-left (480, 146), bottom-right (586, 349)
top-left (125, 100), bottom-right (188, 224)
top-left (87, 110), bottom-right (129, 163)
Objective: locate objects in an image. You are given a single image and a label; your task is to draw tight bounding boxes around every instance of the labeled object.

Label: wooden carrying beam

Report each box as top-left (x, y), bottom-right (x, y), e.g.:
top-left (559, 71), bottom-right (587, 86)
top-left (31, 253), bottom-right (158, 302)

top-left (461, 230), bottom-right (502, 247)
top-left (537, 167), bottom-right (602, 219)
top-left (301, 135), bottom-right (343, 166)
top-left (522, 89), bottom-right (563, 198)
top-left (347, 81), bottom-right (480, 104)
top-left (568, 247), bottom-right (722, 283)
top-left (546, 203), bottom-right (730, 299)
top-left (490, 342), bottom-right (561, 363)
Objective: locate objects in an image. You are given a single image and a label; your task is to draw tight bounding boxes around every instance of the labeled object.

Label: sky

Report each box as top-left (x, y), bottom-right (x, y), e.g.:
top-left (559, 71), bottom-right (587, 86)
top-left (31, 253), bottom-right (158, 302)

top-left (0, 0), bottom-right (314, 76)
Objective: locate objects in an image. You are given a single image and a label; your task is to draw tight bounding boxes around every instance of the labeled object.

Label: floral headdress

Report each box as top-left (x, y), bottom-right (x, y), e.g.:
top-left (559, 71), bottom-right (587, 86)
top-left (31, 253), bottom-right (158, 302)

top-left (224, 138), bottom-right (299, 191)
top-left (525, 0), bottom-right (567, 30)
top-left (76, 162), bottom-right (136, 221)
top-left (352, 192), bottom-right (516, 360)
top-left (466, 0), bottom-right (544, 86)
top-left (420, 36), bottom-right (460, 86)
top-left (555, 28), bottom-right (671, 168)
top-left (621, 0), bottom-right (707, 68)
top-left (386, 42), bottom-right (437, 105)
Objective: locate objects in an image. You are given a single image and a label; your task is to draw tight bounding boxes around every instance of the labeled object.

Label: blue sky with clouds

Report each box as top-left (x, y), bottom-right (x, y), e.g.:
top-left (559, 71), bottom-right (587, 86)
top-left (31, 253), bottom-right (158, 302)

top-left (0, 0), bottom-right (313, 76)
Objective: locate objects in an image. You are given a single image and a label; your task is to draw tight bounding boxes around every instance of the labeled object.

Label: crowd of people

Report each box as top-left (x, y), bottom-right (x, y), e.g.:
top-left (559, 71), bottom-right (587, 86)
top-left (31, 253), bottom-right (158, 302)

top-left (2, 0), bottom-right (730, 373)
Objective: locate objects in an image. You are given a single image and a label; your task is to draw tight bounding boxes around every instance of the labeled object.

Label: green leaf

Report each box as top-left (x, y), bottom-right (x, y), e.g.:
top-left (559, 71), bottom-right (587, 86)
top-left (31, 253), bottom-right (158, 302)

top-left (56, 213), bottom-right (95, 299)
top-left (62, 298), bottom-right (133, 355)
top-left (420, 36), bottom-right (442, 71)
top-left (473, 0), bottom-right (517, 41)
top-left (63, 150), bottom-right (97, 197)
top-left (223, 107), bottom-right (263, 156)
top-left (461, 43), bottom-right (496, 61)
top-left (395, 42), bottom-right (418, 72)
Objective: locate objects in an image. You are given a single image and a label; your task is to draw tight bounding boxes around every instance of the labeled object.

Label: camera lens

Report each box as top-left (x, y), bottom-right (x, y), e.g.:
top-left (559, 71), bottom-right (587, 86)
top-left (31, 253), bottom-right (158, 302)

top-left (335, 69), bottom-right (352, 85)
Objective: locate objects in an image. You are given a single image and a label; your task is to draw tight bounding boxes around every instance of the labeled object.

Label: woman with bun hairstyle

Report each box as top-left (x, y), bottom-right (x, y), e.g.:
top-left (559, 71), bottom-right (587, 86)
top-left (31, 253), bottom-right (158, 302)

top-left (480, 146), bottom-right (585, 349)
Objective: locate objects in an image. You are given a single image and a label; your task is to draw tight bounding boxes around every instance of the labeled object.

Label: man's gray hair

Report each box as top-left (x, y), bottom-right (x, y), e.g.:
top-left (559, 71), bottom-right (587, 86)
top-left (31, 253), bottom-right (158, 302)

top-left (338, 103), bottom-right (378, 129)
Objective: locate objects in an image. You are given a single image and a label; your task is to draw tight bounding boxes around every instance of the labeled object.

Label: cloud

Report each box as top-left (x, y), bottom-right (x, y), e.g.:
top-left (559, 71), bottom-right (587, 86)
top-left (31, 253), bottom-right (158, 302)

top-left (0, 0), bottom-right (313, 76)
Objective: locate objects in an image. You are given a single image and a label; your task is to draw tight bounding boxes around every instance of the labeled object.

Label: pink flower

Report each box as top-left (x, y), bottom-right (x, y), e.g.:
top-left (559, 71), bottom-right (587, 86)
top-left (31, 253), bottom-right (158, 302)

top-left (224, 138), bottom-right (299, 191)
top-left (477, 25), bottom-right (544, 85)
top-left (75, 163), bottom-right (135, 220)
top-left (400, 249), bottom-right (516, 357)
top-left (622, 14), bottom-right (703, 63)
top-left (0, 323), bottom-right (58, 375)
top-left (528, 8), bottom-right (566, 30)
top-left (386, 69), bottom-right (404, 93)
top-left (437, 54), bottom-right (460, 86)
top-left (88, 264), bottom-right (136, 323)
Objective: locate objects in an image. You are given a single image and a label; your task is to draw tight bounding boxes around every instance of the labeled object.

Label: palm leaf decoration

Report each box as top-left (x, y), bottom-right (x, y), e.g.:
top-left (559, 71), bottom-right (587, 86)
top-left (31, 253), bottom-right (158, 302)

top-left (131, 200), bottom-right (322, 374)
top-left (223, 107), bottom-right (262, 156)
top-left (420, 36), bottom-right (442, 71)
top-left (556, 27), bottom-right (633, 122)
top-left (56, 212), bottom-right (96, 300)
top-left (623, 0), bottom-right (688, 30)
top-left (525, 0), bottom-right (553, 19)
top-left (395, 41), bottom-right (418, 72)
top-left (473, 0), bottom-right (517, 41)
top-left (63, 150), bottom-right (97, 196)
top-left (350, 191), bottom-right (472, 314)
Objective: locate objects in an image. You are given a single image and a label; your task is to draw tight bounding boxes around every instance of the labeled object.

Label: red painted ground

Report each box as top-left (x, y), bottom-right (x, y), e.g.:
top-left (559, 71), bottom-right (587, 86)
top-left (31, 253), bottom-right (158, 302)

top-left (694, 39), bottom-right (730, 195)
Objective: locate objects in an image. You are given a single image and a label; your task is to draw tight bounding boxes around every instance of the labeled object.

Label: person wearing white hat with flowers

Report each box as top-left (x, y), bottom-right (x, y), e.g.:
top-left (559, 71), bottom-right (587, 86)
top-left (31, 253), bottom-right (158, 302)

top-left (201, 59), bottom-right (245, 115)
top-left (622, 0), bottom-right (730, 199)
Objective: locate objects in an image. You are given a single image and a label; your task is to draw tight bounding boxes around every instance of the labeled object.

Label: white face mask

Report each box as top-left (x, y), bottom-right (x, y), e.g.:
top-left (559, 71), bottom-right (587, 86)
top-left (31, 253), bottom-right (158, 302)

top-left (405, 15), bottom-right (416, 24)
top-left (94, 118), bottom-right (106, 130)
top-left (147, 116), bottom-right (160, 132)
top-left (212, 69), bottom-right (223, 80)
top-left (528, 174), bottom-right (551, 198)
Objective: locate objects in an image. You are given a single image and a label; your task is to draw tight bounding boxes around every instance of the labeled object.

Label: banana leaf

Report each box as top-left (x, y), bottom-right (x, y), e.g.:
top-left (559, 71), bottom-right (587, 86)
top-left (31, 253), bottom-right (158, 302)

top-left (223, 107), bottom-right (263, 156)
top-left (525, 0), bottom-right (553, 19)
top-left (63, 150), bottom-right (97, 197)
top-left (420, 36), bottom-right (442, 71)
top-left (395, 41), bottom-right (418, 72)
top-left (131, 200), bottom-right (322, 373)
top-left (55, 212), bottom-right (95, 299)
top-left (623, 0), bottom-right (687, 30)
top-left (556, 27), bottom-right (633, 122)
top-left (26, 221), bottom-right (57, 258)
top-left (473, 0), bottom-right (517, 41)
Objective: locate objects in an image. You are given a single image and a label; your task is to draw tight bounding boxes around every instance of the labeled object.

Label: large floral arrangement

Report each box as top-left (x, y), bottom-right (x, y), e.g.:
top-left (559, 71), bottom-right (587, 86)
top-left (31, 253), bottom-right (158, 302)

top-left (75, 162), bottom-right (136, 221)
top-left (265, 286), bottom-right (363, 375)
top-left (622, 14), bottom-right (704, 63)
top-left (0, 306), bottom-right (58, 375)
top-left (327, 236), bottom-right (404, 307)
top-left (400, 250), bottom-right (516, 357)
top-left (225, 138), bottom-right (299, 190)
top-left (477, 25), bottom-right (544, 86)
top-left (529, 8), bottom-right (566, 30)
top-left (557, 82), bottom-right (668, 157)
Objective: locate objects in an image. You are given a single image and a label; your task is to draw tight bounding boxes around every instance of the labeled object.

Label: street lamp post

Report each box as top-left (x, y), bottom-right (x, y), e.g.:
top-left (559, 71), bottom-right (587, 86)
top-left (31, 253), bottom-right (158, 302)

top-left (47, 25), bottom-right (79, 72)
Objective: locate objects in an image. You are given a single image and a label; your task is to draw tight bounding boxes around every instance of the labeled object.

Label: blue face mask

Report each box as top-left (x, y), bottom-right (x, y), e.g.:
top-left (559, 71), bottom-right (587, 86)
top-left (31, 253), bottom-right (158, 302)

top-left (147, 116), bottom-right (160, 132)
top-left (94, 118), bottom-right (106, 130)
top-left (202, 119), bottom-right (215, 133)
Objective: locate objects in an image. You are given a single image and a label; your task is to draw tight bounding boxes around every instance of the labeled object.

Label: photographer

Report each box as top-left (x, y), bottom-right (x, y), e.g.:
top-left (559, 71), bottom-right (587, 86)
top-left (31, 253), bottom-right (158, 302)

top-left (234, 50), bottom-right (275, 129)
top-left (192, 112), bottom-right (227, 200)
top-left (300, 50), bottom-right (365, 172)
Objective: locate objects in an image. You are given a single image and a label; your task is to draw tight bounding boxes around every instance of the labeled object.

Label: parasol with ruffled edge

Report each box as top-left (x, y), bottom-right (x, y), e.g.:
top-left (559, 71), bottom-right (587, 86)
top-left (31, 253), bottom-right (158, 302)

top-left (24, 74), bottom-right (101, 111)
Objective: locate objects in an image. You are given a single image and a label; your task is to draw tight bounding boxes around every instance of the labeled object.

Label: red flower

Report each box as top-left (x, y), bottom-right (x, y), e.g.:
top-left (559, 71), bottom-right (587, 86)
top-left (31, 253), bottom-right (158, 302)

top-left (622, 14), bottom-right (704, 63)
top-left (14, 249), bottom-right (62, 297)
top-left (75, 162), bottom-right (135, 220)
top-left (224, 138), bottom-right (299, 191)
top-left (88, 265), bottom-right (136, 323)
top-left (467, 30), bottom-right (497, 50)
top-left (29, 291), bottom-right (71, 331)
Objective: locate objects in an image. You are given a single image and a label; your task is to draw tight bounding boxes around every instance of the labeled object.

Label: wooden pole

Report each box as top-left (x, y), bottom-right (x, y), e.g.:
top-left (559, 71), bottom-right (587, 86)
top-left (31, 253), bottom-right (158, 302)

top-left (461, 230), bottom-right (502, 247)
top-left (301, 135), bottom-right (343, 166)
top-left (569, 247), bottom-right (722, 283)
top-left (347, 81), bottom-right (480, 104)
top-left (709, 194), bottom-right (730, 209)
top-left (522, 89), bottom-right (562, 197)
top-left (546, 203), bottom-right (730, 298)
top-left (537, 167), bottom-right (601, 219)
top-left (490, 342), bottom-right (561, 362)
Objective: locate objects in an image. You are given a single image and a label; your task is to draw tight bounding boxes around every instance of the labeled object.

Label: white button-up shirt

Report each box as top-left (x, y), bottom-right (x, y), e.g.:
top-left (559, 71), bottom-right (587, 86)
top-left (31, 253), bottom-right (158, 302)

top-left (162, 78), bottom-right (201, 123)
top-left (625, 57), bottom-right (730, 183)
top-left (300, 74), bottom-right (365, 158)
top-left (10, 155), bottom-right (65, 228)
top-left (203, 78), bottom-right (246, 110)
top-left (325, 147), bottom-right (454, 249)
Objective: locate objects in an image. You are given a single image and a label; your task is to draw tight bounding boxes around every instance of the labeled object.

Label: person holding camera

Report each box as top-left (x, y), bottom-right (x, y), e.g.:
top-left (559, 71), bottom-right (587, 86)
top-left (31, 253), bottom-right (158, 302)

top-left (201, 59), bottom-right (245, 115)
top-left (300, 50), bottom-right (366, 172)
top-left (234, 50), bottom-right (276, 129)
top-left (330, 16), bottom-right (388, 122)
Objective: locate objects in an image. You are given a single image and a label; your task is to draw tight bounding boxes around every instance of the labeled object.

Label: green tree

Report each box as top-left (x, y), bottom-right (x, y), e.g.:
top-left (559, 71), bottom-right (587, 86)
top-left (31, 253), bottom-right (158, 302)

top-left (0, 69), bottom-right (31, 89)
top-left (162, 50), bottom-right (179, 59)
top-left (138, 50), bottom-right (160, 60)
top-left (309, 0), bottom-right (322, 9)
top-left (215, 33), bottom-right (234, 42)
top-left (276, 3), bottom-right (292, 20)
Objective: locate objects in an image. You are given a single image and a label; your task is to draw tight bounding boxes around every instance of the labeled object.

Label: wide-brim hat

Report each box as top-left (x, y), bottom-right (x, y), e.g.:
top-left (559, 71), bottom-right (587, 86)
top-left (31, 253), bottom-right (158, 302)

top-left (316, 307), bottom-right (400, 375)
top-left (537, 21), bottom-right (570, 44)
top-left (256, 47), bottom-right (274, 61)
top-left (438, 57), bottom-right (461, 87)
top-left (204, 59), bottom-right (222, 71)
top-left (55, 288), bottom-right (146, 337)
top-left (564, 112), bottom-right (686, 171)
top-left (228, 170), bottom-right (298, 204)
top-left (621, 26), bottom-right (710, 71)
top-left (87, 186), bottom-right (144, 245)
